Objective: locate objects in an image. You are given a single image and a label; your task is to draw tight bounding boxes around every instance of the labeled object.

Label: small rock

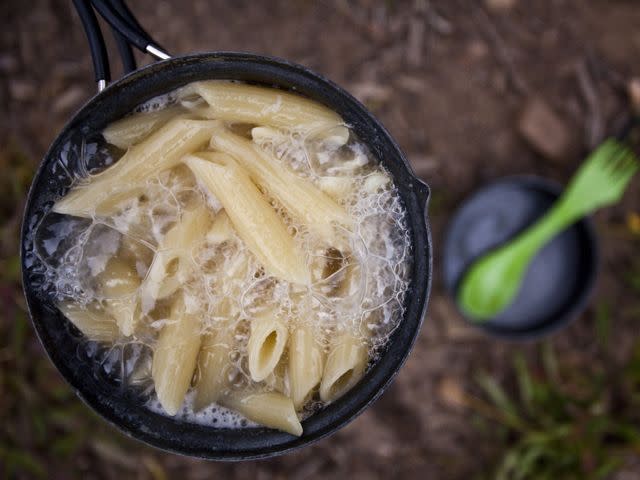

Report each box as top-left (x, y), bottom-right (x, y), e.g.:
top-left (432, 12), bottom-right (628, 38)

top-left (437, 377), bottom-right (468, 409)
top-left (628, 78), bottom-right (640, 114)
top-left (485, 0), bottom-right (516, 12)
top-left (9, 81), bottom-right (36, 101)
top-left (349, 82), bottom-right (392, 106)
top-left (53, 86), bottom-right (87, 113)
top-left (431, 297), bottom-right (484, 341)
top-left (518, 97), bottom-right (574, 162)
top-left (466, 40), bottom-right (489, 61)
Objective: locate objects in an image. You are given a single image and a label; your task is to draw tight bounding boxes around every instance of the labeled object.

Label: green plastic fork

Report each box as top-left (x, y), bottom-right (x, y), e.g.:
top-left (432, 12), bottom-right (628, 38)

top-left (458, 138), bottom-right (639, 321)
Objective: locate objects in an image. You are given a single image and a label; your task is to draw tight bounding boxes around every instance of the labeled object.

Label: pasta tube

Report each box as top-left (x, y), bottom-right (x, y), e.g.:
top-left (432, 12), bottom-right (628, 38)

top-left (182, 80), bottom-right (342, 136)
top-left (53, 119), bottom-right (219, 217)
top-left (95, 258), bottom-right (142, 337)
top-left (222, 391), bottom-right (303, 436)
top-left (317, 177), bottom-right (353, 202)
top-left (102, 105), bottom-right (188, 149)
top-left (184, 153), bottom-right (309, 285)
top-left (247, 309), bottom-right (288, 382)
top-left (319, 333), bottom-right (367, 403)
top-left (58, 302), bottom-right (119, 343)
top-left (206, 209), bottom-right (235, 244)
top-left (251, 125), bottom-right (349, 148)
top-left (139, 204), bottom-right (212, 313)
top-left (209, 128), bottom-right (352, 242)
top-left (193, 328), bottom-right (233, 411)
top-left (289, 324), bottom-right (324, 409)
top-left (152, 294), bottom-right (202, 416)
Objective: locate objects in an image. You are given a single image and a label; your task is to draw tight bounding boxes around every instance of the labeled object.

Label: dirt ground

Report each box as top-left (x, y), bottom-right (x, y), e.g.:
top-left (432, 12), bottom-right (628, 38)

top-left (1, 0), bottom-right (640, 479)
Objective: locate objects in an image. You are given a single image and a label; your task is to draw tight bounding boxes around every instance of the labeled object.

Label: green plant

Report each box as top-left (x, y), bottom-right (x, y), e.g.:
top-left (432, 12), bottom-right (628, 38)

top-left (471, 343), bottom-right (640, 480)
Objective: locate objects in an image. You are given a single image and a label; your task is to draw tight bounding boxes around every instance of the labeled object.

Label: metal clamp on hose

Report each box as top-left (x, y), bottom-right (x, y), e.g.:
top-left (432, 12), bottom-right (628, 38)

top-left (72, 0), bottom-right (171, 91)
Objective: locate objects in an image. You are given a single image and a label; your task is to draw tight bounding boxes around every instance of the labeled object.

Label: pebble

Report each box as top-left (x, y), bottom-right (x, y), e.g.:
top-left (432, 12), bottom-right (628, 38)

top-left (628, 78), bottom-right (640, 114)
top-left (53, 86), bottom-right (87, 113)
top-left (485, 0), bottom-right (517, 12)
top-left (518, 97), bottom-right (574, 162)
top-left (9, 80), bottom-right (36, 101)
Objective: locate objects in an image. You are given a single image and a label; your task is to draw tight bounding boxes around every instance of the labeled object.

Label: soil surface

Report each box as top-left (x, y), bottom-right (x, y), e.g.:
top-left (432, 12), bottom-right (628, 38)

top-left (1, 1), bottom-right (639, 479)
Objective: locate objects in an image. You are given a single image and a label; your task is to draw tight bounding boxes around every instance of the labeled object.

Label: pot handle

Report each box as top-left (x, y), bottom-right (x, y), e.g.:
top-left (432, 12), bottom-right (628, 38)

top-left (73, 0), bottom-right (170, 92)
top-left (413, 178), bottom-right (431, 206)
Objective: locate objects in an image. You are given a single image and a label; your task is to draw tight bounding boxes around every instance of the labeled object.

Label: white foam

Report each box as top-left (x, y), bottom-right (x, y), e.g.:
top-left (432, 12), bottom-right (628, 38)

top-left (146, 390), bottom-right (258, 429)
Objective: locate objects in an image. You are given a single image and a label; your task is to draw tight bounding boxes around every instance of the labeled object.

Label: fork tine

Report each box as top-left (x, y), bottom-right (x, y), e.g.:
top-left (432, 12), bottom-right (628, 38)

top-left (608, 143), bottom-right (633, 173)
top-left (614, 156), bottom-right (639, 188)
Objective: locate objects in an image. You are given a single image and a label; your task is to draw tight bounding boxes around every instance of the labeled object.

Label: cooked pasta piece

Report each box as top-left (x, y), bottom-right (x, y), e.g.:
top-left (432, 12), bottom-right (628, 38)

top-left (319, 332), bottom-right (368, 403)
top-left (193, 328), bottom-right (233, 411)
top-left (102, 105), bottom-right (188, 149)
top-left (363, 172), bottom-right (391, 193)
top-left (152, 294), bottom-right (202, 416)
top-left (289, 323), bottom-right (324, 409)
top-left (208, 128), bottom-right (352, 242)
top-left (222, 391), bottom-right (303, 436)
top-left (247, 309), bottom-right (289, 382)
top-left (94, 258), bottom-right (142, 336)
top-left (251, 124), bottom-right (349, 148)
top-left (139, 204), bottom-right (212, 313)
top-left (264, 359), bottom-right (289, 396)
top-left (206, 209), bottom-right (235, 244)
top-left (184, 153), bottom-right (309, 285)
top-left (181, 80), bottom-right (342, 136)
top-left (58, 302), bottom-right (119, 343)
top-left (317, 176), bottom-right (353, 202)
top-left (53, 119), bottom-right (219, 217)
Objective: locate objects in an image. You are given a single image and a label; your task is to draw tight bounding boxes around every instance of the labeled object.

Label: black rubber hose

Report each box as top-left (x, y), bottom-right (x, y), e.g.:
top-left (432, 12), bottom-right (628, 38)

top-left (90, 0), bottom-right (151, 52)
top-left (112, 29), bottom-right (136, 73)
top-left (72, 0), bottom-right (110, 84)
top-left (108, 0), bottom-right (158, 49)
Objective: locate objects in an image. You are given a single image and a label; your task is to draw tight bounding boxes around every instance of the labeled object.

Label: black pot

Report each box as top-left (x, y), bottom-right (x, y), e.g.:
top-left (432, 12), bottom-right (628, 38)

top-left (20, 53), bottom-right (433, 459)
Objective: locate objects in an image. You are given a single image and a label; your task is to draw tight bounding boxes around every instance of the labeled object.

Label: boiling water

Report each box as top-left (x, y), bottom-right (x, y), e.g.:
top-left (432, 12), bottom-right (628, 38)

top-left (25, 85), bottom-right (412, 428)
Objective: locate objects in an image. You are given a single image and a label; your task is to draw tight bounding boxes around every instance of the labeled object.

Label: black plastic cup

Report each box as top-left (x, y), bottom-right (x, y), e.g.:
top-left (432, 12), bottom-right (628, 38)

top-left (443, 176), bottom-right (598, 340)
top-left (20, 53), bottom-right (433, 459)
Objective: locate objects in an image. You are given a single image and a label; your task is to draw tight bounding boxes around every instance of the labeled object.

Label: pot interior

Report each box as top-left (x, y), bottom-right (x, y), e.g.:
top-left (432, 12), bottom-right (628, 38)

top-left (21, 53), bottom-right (432, 459)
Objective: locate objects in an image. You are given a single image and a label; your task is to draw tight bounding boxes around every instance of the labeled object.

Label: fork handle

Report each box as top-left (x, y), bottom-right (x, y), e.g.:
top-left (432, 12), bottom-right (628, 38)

top-left (505, 197), bottom-right (582, 262)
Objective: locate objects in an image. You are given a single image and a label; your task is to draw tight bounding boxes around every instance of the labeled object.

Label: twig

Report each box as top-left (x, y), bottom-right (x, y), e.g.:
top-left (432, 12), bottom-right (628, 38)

top-left (333, 0), bottom-right (386, 43)
top-left (424, 0), bottom-right (453, 35)
top-left (470, 3), bottom-right (529, 95)
top-left (575, 59), bottom-right (604, 148)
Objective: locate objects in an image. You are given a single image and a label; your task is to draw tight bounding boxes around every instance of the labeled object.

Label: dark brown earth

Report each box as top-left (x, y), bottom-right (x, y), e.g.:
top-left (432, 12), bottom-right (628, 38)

top-left (1, 1), bottom-right (640, 479)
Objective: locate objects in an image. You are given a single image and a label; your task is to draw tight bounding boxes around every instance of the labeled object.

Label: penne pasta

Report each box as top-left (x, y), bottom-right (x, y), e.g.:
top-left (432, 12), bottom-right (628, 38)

top-left (45, 79), bottom-right (412, 432)
top-left (102, 105), bottom-right (189, 149)
top-left (152, 294), bottom-right (202, 416)
top-left (317, 176), bottom-right (353, 202)
top-left (319, 332), bottom-right (368, 403)
top-left (184, 153), bottom-right (309, 285)
top-left (289, 323), bottom-right (324, 409)
top-left (221, 391), bottom-right (303, 437)
top-left (58, 302), bottom-right (119, 343)
top-left (193, 328), bottom-right (233, 411)
top-left (94, 258), bottom-right (142, 337)
top-left (139, 204), bottom-right (212, 313)
top-left (363, 172), bottom-right (391, 193)
top-left (53, 119), bottom-right (219, 217)
top-left (181, 80), bottom-right (342, 136)
top-left (264, 359), bottom-right (289, 396)
top-left (251, 125), bottom-right (350, 148)
top-left (206, 209), bottom-right (235, 244)
top-left (247, 309), bottom-right (289, 382)
top-left (208, 128), bottom-right (352, 242)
